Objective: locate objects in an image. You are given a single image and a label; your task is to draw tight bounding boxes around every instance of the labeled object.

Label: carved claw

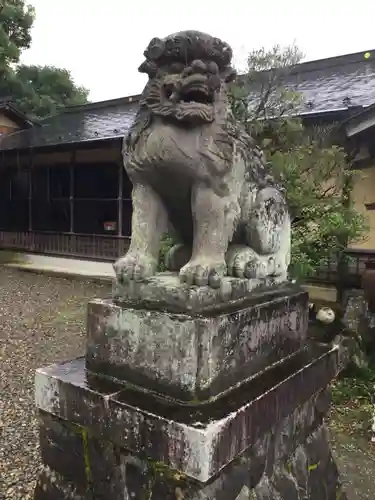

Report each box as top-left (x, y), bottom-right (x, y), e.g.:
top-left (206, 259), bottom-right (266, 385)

top-left (226, 245), bottom-right (285, 279)
top-left (243, 257), bottom-right (268, 279)
top-left (179, 260), bottom-right (227, 288)
top-left (113, 253), bottom-right (157, 284)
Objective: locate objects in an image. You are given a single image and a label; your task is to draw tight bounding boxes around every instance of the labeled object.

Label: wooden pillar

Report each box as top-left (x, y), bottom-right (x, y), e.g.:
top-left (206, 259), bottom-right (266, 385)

top-left (28, 150), bottom-right (34, 231)
top-left (69, 150), bottom-right (75, 234)
top-left (46, 163), bottom-right (50, 202)
top-left (118, 159), bottom-right (123, 237)
top-left (8, 154), bottom-right (12, 200)
top-left (117, 144), bottom-right (124, 258)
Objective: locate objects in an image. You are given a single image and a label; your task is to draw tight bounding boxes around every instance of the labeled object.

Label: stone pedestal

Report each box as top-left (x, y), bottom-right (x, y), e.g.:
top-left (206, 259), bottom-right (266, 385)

top-left (88, 276), bottom-right (308, 401)
top-left (34, 277), bottom-right (347, 499)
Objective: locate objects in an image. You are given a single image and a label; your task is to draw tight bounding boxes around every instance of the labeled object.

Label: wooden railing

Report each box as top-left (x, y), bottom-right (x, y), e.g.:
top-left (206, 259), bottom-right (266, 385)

top-left (309, 249), bottom-right (375, 289)
top-left (0, 230), bottom-right (130, 261)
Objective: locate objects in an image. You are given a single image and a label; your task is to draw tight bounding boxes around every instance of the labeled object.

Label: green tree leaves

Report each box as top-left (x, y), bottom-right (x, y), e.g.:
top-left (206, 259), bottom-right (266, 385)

top-left (0, 0), bottom-right (34, 67)
top-left (231, 45), bottom-right (368, 280)
top-left (0, 0), bottom-right (89, 119)
top-left (13, 65), bottom-right (89, 119)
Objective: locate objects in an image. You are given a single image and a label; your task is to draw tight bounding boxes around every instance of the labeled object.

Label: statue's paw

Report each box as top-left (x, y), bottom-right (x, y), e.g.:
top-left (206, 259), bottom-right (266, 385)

top-left (113, 253), bottom-right (157, 283)
top-left (179, 260), bottom-right (227, 288)
top-left (227, 246), bottom-right (286, 279)
top-left (226, 246), bottom-right (267, 279)
top-left (226, 247), bottom-right (261, 279)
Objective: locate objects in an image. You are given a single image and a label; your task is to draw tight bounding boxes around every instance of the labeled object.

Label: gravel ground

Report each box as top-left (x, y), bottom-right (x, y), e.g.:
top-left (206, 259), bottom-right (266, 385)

top-left (0, 267), bottom-right (111, 500)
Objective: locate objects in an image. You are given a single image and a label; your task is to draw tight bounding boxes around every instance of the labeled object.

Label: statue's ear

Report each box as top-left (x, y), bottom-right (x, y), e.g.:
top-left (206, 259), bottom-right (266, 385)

top-left (224, 67), bottom-right (237, 83)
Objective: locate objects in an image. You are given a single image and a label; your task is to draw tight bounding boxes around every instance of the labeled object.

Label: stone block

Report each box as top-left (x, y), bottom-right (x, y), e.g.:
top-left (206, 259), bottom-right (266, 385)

top-left (35, 342), bottom-right (338, 483)
top-left (34, 381), bottom-right (346, 499)
top-left (37, 412), bottom-right (88, 492)
top-left (87, 281), bottom-right (309, 401)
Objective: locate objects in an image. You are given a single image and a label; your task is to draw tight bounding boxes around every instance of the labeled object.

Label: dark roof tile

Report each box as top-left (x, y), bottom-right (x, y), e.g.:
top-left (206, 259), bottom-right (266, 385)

top-left (1, 50), bottom-right (375, 152)
top-left (0, 99), bottom-right (139, 151)
top-left (290, 59), bottom-right (375, 111)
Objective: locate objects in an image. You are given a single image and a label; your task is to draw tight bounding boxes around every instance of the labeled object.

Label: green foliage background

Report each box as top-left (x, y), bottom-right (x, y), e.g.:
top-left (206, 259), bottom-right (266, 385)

top-left (230, 45), bottom-right (368, 280)
top-left (0, 0), bottom-right (89, 119)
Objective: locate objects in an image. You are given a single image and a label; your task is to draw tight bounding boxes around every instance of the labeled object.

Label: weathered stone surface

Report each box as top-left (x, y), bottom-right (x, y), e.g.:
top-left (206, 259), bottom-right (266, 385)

top-left (112, 271), bottom-right (290, 313)
top-left (35, 343), bottom-right (338, 483)
top-left (34, 389), bottom-right (346, 500)
top-left (87, 282), bottom-right (308, 401)
top-left (34, 466), bottom-right (90, 500)
top-left (113, 30), bottom-right (291, 289)
top-left (342, 288), bottom-right (366, 333)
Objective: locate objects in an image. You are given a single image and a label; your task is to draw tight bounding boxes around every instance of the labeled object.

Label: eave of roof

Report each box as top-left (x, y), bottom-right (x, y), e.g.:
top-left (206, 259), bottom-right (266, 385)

top-left (0, 101), bottom-right (35, 129)
top-left (339, 103), bottom-right (375, 137)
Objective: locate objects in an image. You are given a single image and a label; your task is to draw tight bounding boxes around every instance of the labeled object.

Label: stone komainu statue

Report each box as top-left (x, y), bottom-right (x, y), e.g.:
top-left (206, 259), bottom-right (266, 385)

top-left (114, 30), bottom-right (291, 288)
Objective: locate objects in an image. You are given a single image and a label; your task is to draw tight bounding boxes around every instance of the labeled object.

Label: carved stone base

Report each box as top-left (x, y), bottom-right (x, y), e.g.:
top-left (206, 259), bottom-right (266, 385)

top-left (112, 271), bottom-right (290, 313)
top-left (34, 343), bottom-right (346, 499)
top-left (87, 281), bottom-right (308, 401)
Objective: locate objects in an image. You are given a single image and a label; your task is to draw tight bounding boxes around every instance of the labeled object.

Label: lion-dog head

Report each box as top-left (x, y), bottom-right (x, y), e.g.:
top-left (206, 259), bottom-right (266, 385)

top-left (124, 31), bottom-right (242, 197)
top-left (138, 30), bottom-right (236, 126)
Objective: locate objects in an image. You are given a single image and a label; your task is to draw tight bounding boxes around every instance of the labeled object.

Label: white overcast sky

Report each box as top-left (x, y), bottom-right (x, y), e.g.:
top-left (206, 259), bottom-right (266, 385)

top-left (20, 0), bottom-right (375, 103)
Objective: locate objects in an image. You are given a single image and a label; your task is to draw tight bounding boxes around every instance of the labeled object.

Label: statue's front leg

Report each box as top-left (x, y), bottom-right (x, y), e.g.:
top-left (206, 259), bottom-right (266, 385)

top-left (180, 183), bottom-right (236, 288)
top-left (114, 183), bottom-right (168, 283)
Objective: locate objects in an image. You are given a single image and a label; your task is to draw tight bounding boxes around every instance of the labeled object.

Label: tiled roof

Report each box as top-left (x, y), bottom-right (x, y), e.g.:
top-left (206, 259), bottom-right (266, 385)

top-left (281, 51), bottom-right (375, 113)
top-left (0, 97), bottom-right (140, 152)
top-left (1, 50), bottom-right (375, 152)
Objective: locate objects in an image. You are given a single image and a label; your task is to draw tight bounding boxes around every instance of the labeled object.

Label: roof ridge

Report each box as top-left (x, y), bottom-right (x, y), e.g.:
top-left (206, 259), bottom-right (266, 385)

top-left (63, 94), bottom-right (141, 113)
top-left (289, 49), bottom-right (375, 74)
top-left (37, 50), bottom-right (375, 122)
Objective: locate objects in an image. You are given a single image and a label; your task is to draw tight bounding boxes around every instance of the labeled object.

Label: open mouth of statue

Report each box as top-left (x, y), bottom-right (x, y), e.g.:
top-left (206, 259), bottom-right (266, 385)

top-left (164, 84), bottom-right (214, 105)
top-left (148, 79), bottom-right (216, 123)
top-left (180, 87), bottom-right (214, 105)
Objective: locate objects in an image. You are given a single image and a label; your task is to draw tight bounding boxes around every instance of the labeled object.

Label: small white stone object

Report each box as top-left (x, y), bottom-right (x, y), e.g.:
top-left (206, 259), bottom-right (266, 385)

top-left (316, 307), bottom-right (335, 325)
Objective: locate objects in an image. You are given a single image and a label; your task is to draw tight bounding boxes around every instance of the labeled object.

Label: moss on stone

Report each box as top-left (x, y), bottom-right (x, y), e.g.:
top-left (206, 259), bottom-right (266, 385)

top-left (81, 428), bottom-right (93, 487)
top-left (149, 459), bottom-right (187, 482)
top-left (145, 460), bottom-right (188, 497)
